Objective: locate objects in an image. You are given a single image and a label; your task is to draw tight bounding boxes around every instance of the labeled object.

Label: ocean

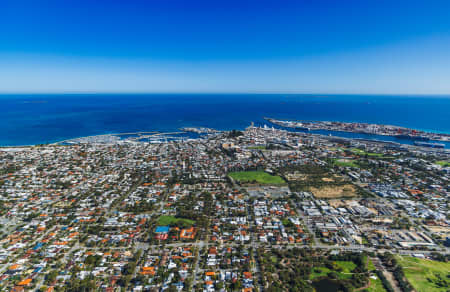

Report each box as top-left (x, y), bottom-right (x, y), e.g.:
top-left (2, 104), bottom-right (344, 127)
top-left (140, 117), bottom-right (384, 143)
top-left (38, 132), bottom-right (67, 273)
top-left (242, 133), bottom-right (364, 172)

top-left (1, 94), bottom-right (450, 146)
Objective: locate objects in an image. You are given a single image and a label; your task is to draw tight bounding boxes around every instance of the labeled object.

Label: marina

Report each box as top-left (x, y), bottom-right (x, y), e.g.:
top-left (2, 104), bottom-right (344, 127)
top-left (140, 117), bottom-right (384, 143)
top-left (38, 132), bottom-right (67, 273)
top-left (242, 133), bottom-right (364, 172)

top-left (58, 130), bottom-right (213, 145)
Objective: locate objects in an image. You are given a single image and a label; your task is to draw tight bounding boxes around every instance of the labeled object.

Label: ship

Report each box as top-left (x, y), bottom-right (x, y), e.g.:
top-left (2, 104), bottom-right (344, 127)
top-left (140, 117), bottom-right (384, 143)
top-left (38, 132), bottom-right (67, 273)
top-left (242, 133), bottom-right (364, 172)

top-left (413, 141), bottom-right (445, 149)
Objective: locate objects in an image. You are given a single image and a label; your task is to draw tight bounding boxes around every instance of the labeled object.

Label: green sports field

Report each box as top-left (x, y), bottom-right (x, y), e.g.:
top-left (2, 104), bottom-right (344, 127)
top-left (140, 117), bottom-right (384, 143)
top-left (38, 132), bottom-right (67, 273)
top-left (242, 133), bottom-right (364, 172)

top-left (333, 158), bottom-right (359, 168)
top-left (157, 215), bottom-right (195, 227)
top-left (228, 171), bottom-right (286, 185)
top-left (351, 148), bottom-right (384, 157)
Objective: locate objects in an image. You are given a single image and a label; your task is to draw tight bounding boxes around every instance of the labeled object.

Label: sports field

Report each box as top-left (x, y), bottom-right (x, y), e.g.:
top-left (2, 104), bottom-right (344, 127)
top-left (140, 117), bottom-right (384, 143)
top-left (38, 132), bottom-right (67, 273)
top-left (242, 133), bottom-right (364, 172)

top-left (228, 171), bottom-right (286, 185)
top-left (333, 158), bottom-right (359, 168)
top-left (351, 148), bottom-right (384, 157)
top-left (157, 215), bottom-right (195, 227)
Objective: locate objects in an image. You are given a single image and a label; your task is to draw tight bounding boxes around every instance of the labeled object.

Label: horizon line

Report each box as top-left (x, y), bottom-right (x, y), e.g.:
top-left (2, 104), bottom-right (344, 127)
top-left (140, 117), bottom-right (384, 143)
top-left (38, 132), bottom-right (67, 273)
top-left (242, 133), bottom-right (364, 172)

top-left (1, 92), bottom-right (450, 97)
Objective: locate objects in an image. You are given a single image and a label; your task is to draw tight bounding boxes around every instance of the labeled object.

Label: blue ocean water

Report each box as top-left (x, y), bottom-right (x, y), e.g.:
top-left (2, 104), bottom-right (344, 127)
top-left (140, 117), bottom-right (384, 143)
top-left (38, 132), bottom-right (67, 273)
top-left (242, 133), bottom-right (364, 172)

top-left (1, 94), bottom-right (450, 146)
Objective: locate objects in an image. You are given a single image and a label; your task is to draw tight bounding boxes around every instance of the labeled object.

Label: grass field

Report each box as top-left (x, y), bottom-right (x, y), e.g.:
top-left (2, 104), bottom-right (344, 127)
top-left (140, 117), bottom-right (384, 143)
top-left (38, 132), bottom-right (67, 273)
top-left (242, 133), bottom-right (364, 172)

top-left (309, 261), bottom-right (356, 280)
top-left (367, 257), bottom-right (376, 271)
top-left (333, 158), bottom-right (359, 168)
top-left (367, 275), bottom-right (387, 292)
top-left (351, 148), bottom-right (384, 157)
top-left (228, 171), bottom-right (286, 185)
top-left (157, 215), bottom-right (195, 227)
top-left (310, 266), bottom-right (333, 279)
top-left (248, 146), bottom-right (266, 150)
top-left (435, 160), bottom-right (450, 167)
top-left (396, 255), bottom-right (450, 292)
top-left (335, 260), bottom-right (357, 272)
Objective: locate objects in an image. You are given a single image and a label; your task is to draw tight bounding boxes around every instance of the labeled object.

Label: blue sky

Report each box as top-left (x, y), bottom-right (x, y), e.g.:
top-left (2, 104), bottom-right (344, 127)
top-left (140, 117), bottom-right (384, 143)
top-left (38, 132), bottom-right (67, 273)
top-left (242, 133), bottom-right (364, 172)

top-left (1, 0), bottom-right (450, 94)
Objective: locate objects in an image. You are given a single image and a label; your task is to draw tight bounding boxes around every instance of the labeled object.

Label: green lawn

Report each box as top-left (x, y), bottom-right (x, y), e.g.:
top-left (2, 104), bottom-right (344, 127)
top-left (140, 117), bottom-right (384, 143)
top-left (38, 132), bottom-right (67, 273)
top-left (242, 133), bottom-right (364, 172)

top-left (396, 255), bottom-right (450, 292)
top-left (335, 260), bottom-right (357, 273)
top-left (367, 257), bottom-right (376, 271)
top-left (309, 261), bottom-right (356, 280)
top-left (310, 266), bottom-right (332, 279)
top-left (248, 146), bottom-right (266, 150)
top-left (367, 275), bottom-right (387, 292)
top-left (351, 148), bottom-right (384, 157)
top-left (228, 171), bottom-right (286, 185)
top-left (157, 215), bottom-right (195, 227)
top-left (435, 161), bottom-right (450, 167)
top-left (333, 158), bottom-right (359, 168)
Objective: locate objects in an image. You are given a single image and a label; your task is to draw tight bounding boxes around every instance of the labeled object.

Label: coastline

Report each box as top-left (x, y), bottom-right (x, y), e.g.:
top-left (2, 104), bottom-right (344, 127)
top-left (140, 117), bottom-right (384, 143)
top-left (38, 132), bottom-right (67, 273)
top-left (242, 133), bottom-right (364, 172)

top-left (2, 94), bottom-right (450, 146)
top-left (2, 124), bottom-right (450, 151)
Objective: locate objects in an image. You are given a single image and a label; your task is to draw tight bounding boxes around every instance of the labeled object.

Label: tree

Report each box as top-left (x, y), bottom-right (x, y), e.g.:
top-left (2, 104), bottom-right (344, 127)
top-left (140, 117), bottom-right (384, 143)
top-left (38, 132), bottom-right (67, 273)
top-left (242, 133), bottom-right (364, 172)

top-left (46, 270), bottom-right (59, 284)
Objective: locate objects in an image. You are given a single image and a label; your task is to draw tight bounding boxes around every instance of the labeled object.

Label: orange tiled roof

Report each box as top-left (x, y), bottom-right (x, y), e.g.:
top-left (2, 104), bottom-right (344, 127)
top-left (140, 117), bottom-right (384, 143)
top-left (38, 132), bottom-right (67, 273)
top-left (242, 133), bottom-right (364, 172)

top-left (17, 278), bottom-right (32, 286)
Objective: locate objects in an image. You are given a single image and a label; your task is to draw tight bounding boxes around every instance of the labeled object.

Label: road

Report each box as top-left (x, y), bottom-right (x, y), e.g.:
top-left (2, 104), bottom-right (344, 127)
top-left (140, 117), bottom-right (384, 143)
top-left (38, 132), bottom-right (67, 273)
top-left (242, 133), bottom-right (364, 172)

top-left (121, 240), bottom-right (450, 255)
top-left (192, 239), bottom-right (206, 290)
top-left (251, 248), bottom-right (264, 292)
